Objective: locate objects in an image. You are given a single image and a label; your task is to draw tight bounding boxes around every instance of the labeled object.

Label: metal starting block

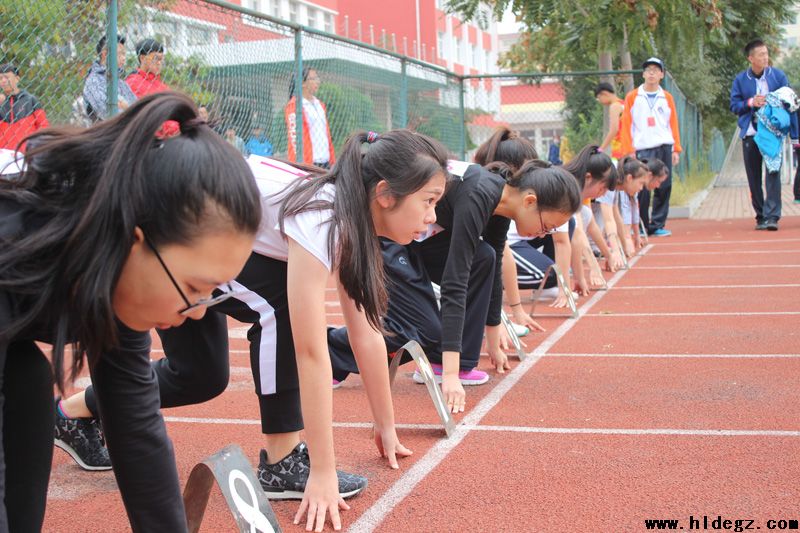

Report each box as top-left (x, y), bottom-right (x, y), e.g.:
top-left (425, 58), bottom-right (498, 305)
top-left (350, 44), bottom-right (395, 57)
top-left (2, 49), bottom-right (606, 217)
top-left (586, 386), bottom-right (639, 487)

top-left (388, 340), bottom-right (456, 437)
top-left (499, 310), bottom-right (527, 361)
top-left (529, 264), bottom-right (578, 319)
top-left (183, 444), bottom-right (281, 533)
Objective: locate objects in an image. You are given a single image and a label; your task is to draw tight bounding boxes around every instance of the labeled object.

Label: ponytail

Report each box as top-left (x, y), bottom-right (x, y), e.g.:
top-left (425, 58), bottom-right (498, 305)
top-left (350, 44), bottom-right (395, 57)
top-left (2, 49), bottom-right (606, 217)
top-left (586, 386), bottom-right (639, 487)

top-left (0, 92), bottom-right (262, 390)
top-left (474, 126), bottom-right (538, 171)
top-left (561, 144), bottom-right (615, 190)
top-left (281, 129), bottom-right (449, 330)
top-left (504, 159), bottom-right (581, 214)
top-left (618, 156), bottom-right (648, 184)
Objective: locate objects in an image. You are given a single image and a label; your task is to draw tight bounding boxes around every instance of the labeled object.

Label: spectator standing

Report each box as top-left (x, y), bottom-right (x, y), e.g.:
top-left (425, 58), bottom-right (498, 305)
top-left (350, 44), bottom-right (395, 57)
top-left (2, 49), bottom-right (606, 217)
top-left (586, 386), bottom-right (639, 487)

top-left (284, 67), bottom-right (334, 168)
top-left (83, 35), bottom-right (137, 122)
top-left (548, 134), bottom-right (563, 165)
top-left (245, 126), bottom-right (273, 157)
top-left (224, 127), bottom-right (246, 155)
top-left (595, 82), bottom-right (625, 160)
top-left (620, 57), bottom-right (682, 237)
top-left (0, 64), bottom-right (49, 152)
top-left (126, 38), bottom-right (169, 97)
top-left (730, 39), bottom-right (798, 230)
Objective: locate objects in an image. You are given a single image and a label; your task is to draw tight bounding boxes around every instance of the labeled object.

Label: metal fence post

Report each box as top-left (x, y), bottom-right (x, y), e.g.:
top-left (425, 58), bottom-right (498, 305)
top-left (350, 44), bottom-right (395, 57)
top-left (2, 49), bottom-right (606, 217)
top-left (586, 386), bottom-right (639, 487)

top-left (106, 0), bottom-right (119, 118)
top-left (399, 58), bottom-right (408, 128)
top-left (458, 76), bottom-right (465, 160)
top-left (294, 29), bottom-right (303, 161)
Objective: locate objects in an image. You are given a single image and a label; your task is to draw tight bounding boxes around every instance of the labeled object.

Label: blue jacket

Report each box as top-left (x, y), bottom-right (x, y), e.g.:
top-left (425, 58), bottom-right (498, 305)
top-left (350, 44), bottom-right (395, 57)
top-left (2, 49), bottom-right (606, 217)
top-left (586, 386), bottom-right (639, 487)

top-left (547, 142), bottom-right (562, 165)
top-left (730, 66), bottom-right (798, 140)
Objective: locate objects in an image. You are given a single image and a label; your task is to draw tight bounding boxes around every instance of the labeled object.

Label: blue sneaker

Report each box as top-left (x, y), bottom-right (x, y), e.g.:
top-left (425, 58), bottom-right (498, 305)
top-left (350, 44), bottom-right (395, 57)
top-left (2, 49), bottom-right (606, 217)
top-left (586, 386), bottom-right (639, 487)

top-left (651, 228), bottom-right (672, 237)
top-left (794, 199), bottom-right (800, 204)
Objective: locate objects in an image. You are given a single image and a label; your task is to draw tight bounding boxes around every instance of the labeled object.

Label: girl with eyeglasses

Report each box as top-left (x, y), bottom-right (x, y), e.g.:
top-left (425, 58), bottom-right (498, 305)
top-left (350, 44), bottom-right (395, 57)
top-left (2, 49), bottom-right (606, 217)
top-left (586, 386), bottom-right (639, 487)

top-left (328, 148), bottom-right (581, 410)
top-left (594, 157), bottom-right (650, 257)
top-left (0, 92), bottom-right (262, 532)
top-left (561, 145), bottom-right (624, 290)
top-left (472, 128), bottom-right (550, 340)
top-left (57, 129), bottom-right (445, 532)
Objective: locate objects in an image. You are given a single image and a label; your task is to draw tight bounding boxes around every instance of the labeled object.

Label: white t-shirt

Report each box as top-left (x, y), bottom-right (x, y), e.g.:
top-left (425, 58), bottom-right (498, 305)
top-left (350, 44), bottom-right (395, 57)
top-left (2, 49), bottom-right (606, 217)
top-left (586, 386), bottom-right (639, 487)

top-left (303, 97), bottom-right (331, 164)
top-left (248, 155), bottom-right (335, 271)
top-left (0, 149), bottom-right (24, 175)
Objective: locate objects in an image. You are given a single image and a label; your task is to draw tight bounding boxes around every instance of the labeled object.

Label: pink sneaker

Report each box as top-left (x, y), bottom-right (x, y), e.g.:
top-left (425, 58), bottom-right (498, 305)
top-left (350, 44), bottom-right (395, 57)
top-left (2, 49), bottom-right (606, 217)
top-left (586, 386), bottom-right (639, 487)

top-left (332, 379), bottom-right (343, 389)
top-left (412, 363), bottom-right (489, 386)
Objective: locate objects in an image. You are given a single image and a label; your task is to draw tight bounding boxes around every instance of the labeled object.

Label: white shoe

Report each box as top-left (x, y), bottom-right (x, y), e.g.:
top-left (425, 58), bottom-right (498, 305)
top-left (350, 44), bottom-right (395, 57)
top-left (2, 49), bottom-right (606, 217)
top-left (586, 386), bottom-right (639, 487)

top-left (511, 322), bottom-right (530, 337)
top-left (532, 287), bottom-right (560, 300)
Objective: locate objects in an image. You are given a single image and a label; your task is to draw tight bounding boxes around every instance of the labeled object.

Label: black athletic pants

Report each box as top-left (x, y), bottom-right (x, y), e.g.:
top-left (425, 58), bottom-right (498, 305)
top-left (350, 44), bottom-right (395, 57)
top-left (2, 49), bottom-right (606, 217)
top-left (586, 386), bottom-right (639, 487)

top-left (636, 144), bottom-right (673, 233)
top-left (86, 252), bottom-right (303, 435)
top-left (0, 341), bottom-right (54, 533)
top-left (742, 137), bottom-right (782, 223)
top-left (328, 238), bottom-right (495, 380)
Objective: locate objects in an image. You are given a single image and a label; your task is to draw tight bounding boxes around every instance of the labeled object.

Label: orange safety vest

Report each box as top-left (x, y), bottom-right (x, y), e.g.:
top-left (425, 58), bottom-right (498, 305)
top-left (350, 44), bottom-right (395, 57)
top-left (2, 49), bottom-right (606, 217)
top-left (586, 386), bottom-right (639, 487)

top-left (284, 96), bottom-right (335, 165)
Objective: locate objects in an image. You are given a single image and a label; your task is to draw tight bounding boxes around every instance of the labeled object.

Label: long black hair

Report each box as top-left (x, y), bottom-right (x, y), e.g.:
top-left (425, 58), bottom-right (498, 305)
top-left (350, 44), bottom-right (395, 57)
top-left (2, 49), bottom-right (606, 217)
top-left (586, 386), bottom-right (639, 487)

top-left (473, 127), bottom-right (538, 171)
top-left (0, 91), bottom-right (262, 390)
top-left (280, 129), bottom-right (449, 330)
top-left (562, 144), bottom-right (615, 190)
top-left (490, 159), bottom-right (581, 214)
top-left (617, 156), bottom-right (648, 185)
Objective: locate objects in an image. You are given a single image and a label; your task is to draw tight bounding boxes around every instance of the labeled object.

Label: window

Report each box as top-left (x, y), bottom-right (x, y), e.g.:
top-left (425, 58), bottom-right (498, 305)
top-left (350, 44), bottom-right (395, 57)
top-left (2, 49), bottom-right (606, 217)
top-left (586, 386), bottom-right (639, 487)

top-left (324, 13), bottom-right (334, 33)
top-left (455, 37), bottom-right (462, 63)
top-left (485, 50), bottom-right (493, 71)
top-left (472, 44), bottom-right (480, 69)
top-left (307, 7), bottom-right (318, 28)
top-left (437, 32), bottom-right (445, 59)
top-left (289, 1), bottom-right (298, 22)
top-left (271, 0), bottom-right (281, 18)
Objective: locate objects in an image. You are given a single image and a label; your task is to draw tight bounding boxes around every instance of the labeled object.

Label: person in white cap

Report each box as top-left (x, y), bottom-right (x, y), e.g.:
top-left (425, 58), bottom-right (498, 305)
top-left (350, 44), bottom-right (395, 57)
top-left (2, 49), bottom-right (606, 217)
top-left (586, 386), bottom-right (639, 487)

top-left (619, 57), bottom-right (682, 237)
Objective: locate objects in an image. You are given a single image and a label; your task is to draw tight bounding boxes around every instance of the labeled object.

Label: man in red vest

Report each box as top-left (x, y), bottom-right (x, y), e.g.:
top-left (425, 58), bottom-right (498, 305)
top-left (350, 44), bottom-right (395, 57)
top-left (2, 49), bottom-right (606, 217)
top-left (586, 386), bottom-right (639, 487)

top-left (126, 38), bottom-right (170, 97)
top-left (0, 64), bottom-right (49, 152)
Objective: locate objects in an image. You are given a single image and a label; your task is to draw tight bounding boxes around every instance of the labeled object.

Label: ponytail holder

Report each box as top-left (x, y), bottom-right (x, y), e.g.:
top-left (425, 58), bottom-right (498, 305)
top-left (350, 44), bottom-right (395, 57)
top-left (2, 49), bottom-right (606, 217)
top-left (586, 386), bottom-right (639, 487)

top-left (180, 117), bottom-right (207, 134)
top-left (367, 131), bottom-right (380, 144)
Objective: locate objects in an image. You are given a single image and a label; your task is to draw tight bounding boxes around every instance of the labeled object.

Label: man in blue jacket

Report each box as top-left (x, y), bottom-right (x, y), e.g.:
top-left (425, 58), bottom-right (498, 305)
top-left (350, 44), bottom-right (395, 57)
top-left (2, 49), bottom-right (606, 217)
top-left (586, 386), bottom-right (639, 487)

top-left (730, 39), bottom-right (797, 231)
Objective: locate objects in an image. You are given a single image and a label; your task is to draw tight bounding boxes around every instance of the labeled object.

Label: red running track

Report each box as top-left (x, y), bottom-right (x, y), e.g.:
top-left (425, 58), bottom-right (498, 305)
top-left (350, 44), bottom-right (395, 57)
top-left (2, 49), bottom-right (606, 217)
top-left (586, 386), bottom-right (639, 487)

top-left (44, 217), bottom-right (800, 532)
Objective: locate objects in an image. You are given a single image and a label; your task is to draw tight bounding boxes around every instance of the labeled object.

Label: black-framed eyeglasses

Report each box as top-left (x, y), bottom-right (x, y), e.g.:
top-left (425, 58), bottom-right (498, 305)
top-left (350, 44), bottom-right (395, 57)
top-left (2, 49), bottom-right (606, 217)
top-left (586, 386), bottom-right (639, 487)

top-left (536, 206), bottom-right (557, 236)
top-left (144, 234), bottom-right (236, 316)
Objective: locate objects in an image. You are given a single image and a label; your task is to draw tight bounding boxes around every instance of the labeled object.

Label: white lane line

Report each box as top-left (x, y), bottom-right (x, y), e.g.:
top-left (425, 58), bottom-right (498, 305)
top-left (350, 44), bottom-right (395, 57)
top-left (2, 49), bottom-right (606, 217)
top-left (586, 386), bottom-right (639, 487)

top-left (346, 245), bottom-right (652, 533)
top-left (635, 265), bottom-right (800, 269)
top-left (162, 417), bottom-right (800, 437)
top-left (585, 311), bottom-right (800, 317)
top-left (471, 426), bottom-right (800, 437)
top-left (647, 250), bottom-right (800, 256)
top-left (654, 237), bottom-right (800, 246)
top-left (546, 352), bottom-right (800, 358)
top-left (614, 284), bottom-right (800, 290)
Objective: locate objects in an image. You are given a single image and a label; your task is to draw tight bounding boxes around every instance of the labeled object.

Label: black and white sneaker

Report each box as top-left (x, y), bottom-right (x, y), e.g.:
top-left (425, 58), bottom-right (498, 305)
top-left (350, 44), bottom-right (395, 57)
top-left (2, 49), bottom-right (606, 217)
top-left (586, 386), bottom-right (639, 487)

top-left (54, 399), bottom-right (111, 471)
top-left (257, 442), bottom-right (367, 500)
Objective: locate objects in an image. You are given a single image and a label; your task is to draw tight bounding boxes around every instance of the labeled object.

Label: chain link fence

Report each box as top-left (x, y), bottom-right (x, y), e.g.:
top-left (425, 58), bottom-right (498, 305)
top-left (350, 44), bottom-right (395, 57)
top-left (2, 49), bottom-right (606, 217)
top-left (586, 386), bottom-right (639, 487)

top-left (0, 0), bottom-right (713, 176)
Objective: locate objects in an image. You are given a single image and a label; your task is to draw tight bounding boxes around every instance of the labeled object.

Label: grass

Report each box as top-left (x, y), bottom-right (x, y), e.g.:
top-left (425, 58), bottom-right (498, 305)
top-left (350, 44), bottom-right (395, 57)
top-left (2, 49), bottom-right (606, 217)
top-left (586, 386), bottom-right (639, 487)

top-left (669, 168), bottom-right (716, 206)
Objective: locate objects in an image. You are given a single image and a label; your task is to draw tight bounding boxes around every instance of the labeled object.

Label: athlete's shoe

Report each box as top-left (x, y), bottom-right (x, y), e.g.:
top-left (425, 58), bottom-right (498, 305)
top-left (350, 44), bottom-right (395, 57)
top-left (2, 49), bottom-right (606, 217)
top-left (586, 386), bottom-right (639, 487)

top-left (413, 363), bottom-right (490, 386)
top-left (257, 442), bottom-right (367, 500)
top-left (54, 400), bottom-right (111, 471)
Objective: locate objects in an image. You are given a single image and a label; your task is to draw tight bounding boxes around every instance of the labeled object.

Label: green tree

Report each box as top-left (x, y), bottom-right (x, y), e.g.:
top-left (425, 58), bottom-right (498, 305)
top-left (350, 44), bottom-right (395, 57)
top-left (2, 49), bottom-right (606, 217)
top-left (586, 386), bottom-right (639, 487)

top-left (449, 0), bottom-right (795, 138)
top-left (318, 82), bottom-right (382, 154)
top-left (0, 0), bottom-right (173, 125)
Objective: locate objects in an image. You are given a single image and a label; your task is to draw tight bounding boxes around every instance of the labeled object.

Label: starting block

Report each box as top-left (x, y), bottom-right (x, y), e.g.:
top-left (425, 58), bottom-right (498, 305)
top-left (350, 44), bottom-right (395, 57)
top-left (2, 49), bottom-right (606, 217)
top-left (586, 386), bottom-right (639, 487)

top-left (529, 264), bottom-right (578, 319)
top-left (582, 245), bottom-right (608, 291)
top-left (639, 220), bottom-right (649, 246)
top-left (388, 340), bottom-right (456, 437)
top-left (183, 444), bottom-right (281, 533)
top-left (499, 310), bottom-right (527, 361)
top-left (610, 233), bottom-right (630, 270)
